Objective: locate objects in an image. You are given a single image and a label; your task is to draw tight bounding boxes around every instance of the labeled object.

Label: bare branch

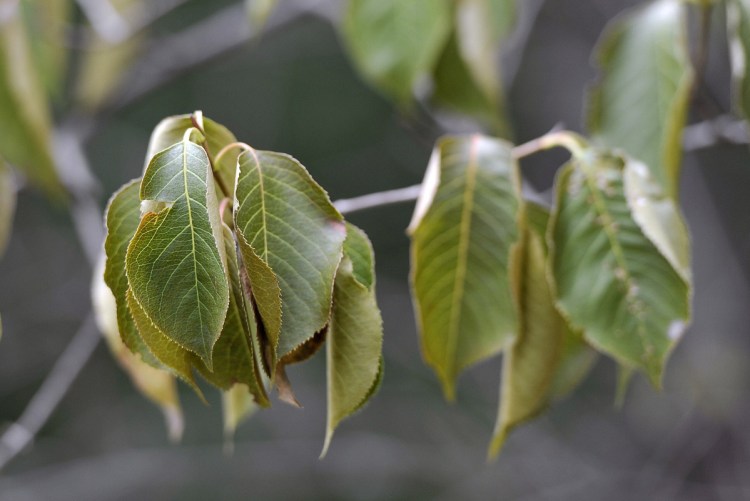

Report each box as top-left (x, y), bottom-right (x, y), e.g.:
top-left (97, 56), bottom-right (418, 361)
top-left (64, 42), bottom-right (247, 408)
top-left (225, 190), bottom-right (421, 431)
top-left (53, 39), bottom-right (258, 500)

top-left (682, 115), bottom-right (750, 151)
top-left (0, 314), bottom-right (99, 472)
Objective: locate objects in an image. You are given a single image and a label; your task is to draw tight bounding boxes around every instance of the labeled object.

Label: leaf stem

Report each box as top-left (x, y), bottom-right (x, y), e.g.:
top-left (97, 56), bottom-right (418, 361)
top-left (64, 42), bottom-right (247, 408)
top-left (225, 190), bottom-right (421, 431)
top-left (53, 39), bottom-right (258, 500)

top-left (214, 142), bottom-right (254, 169)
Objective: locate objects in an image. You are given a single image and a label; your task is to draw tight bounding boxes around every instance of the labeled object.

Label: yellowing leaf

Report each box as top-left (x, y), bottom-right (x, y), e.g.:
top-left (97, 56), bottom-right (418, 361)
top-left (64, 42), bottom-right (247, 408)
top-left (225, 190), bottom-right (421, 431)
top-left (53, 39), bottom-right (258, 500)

top-left (342, 0), bottom-right (452, 105)
top-left (222, 384), bottom-right (259, 451)
top-left (322, 223), bottom-right (383, 457)
top-left (587, 0), bottom-right (693, 198)
top-left (126, 136), bottom-right (229, 366)
top-left (548, 151), bottom-right (691, 385)
top-left (409, 135), bottom-right (522, 400)
top-left (233, 149), bottom-right (346, 362)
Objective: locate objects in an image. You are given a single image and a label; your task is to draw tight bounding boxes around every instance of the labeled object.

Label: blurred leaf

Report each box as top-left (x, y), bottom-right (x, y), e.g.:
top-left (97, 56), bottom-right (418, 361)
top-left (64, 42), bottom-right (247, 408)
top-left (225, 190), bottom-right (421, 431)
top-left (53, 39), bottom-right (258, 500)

top-left (548, 151), bottom-right (691, 385)
top-left (197, 224), bottom-right (270, 407)
top-left (126, 135), bottom-right (229, 366)
top-left (323, 223), bottom-right (383, 457)
top-left (92, 258), bottom-right (183, 442)
top-left (0, 1), bottom-right (63, 198)
top-left (0, 158), bottom-right (15, 257)
top-left (548, 328), bottom-right (598, 400)
top-left (728, 1), bottom-right (750, 124)
top-left (432, 33), bottom-right (511, 137)
top-left (20, 0), bottom-right (71, 99)
top-left (245, 0), bottom-right (277, 33)
top-left (454, 0), bottom-right (514, 106)
top-left (233, 149), bottom-right (346, 362)
top-left (103, 179), bottom-right (160, 367)
top-left (74, 0), bottom-right (143, 109)
top-left (614, 364), bottom-right (634, 408)
top-left (587, 0), bottom-right (693, 198)
top-left (489, 222), bottom-right (563, 459)
top-left (408, 135), bottom-right (522, 400)
top-left (222, 384), bottom-right (259, 451)
top-left (342, 0), bottom-right (452, 106)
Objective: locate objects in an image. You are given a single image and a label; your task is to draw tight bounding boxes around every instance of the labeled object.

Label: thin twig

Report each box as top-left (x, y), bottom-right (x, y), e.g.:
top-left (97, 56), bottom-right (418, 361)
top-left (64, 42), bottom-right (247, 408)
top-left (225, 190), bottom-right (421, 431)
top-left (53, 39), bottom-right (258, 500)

top-left (0, 314), bottom-right (99, 471)
top-left (334, 185), bottom-right (423, 215)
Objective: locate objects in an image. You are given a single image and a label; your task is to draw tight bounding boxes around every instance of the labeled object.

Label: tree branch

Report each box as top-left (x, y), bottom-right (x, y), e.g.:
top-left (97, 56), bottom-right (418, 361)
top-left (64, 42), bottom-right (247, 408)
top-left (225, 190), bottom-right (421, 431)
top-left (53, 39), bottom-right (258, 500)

top-left (0, 314), bottom-right (99, 471)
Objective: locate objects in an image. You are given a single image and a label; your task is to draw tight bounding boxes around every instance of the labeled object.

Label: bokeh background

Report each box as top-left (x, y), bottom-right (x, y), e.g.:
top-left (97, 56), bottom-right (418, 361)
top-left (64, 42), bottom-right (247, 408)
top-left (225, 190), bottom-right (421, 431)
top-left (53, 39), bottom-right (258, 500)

top-left (2, 0), bottom-right (750, 499)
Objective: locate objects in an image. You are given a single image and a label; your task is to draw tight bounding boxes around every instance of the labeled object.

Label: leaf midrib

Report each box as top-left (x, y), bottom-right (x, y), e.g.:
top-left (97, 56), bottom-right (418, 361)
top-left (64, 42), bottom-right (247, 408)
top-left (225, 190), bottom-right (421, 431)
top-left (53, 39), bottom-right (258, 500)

top-left (446, 136), bottom-right (479, 375)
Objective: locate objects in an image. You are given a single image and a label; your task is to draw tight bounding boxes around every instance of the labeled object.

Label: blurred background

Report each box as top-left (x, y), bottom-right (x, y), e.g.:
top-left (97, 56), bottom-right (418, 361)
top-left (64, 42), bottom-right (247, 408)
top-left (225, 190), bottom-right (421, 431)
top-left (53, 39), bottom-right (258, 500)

top-left (2, 0), bottom-right (750, 499)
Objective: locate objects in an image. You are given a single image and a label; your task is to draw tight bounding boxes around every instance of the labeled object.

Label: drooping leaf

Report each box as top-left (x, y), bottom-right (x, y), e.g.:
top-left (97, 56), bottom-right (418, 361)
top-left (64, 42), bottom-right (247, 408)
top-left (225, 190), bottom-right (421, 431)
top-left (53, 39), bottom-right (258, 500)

top-left (196, 224), bottom-right (269, 407)
top-left (233, 148), bottom-right (346, 362)
top-left (103, 179), bottom-right (160, 367)
top-left (126, 135), bottom-right (229, 366)
top-left (454, 0), bottom-right (515, 107)
top-left (548, 328), bottom-right (598, 400)
top-left (222, 384), bottom-right (259, 451)
top-left (432, 33), bottom-right (511, 138)
top-left (728, 0), bottom-right (750, 120)
top-left (322, 223), bottom-right (383, 457)
top-left (409, 135), bottom-right (523, 400)
top-left (0, 158), bottom-right (15, 257)
top-left (92, 259), bottom-right (183, 442)
top-left (0, 1), bottom-right (63, 198)
top-left (341, 0), bottom-right (452, 106)
top-left (74, 0), bottom-right (143, 109)
top-left (489, 224), bottom-right (563, 459)
top-left (144, 113), bottom-right (238, 195)
top-left (20, 0), bottom-right (71, 99)
top-left (548, 151), bottom-right (691, 385)
top-left (587, 0), bottom-right (693, 198)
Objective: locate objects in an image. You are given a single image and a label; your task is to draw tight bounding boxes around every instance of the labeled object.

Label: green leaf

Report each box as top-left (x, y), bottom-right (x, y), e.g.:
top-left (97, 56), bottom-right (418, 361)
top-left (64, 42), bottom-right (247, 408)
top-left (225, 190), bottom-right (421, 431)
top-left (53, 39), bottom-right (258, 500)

top-left (145, 113), bottom-right (238, 195)
top-left (322, 223), bottom-right (383, 457)
top-left (409, 135), bottom-right (523, 400)
top-left (454, 0), bottom-right (515, 106)
top-left (341, 0), bottom-right (452, 106)
top-left (548, 151), bottom-right (691, 385)
top-left (92, 261), bottom-right (184, 442)
top-left (0, 158), bottom-right (15, 257)
top-left (432, 33), bottom-right (511, 138)
top-left (0, 2), bottom-right (63, 198)
top-left (196, 224), bottom-right (270, 407)
top-left (20, 0), bottom-right (71, 99)
top-left (728, 0), bottom-right (750, 123)
top-left (489, 224), bottom-right (563, 459)
top-left (233, 148), bottom-right (346, 361)
top-left (125, 135), bottom-right (229, 366)
top-left (103, 179), bottom-right (160, 367)
top-left (223, 384), bottom-right (259, 450)
top-left (587, 0), bottom-right (693, 198)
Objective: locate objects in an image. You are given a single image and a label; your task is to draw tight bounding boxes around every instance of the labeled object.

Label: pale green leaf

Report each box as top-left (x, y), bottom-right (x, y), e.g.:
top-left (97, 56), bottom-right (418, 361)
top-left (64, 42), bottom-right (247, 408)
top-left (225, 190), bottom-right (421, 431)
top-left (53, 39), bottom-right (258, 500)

top-left (728, 0), bottom-right (750, 120)
top-left (409, 135), bottom-right (523, 400)
top-left (341, 0), bottom-right (452, 105)
top-left (92, 260), bottom-right (183, 442)
top-left (548, 152), bottom-right (691, 385)
top-left (0, 2), bottom-right (63, 198)
top-left (455, 0), bottom-right (515, 106)
top-left (233, 148), bottom-right (346, 361)
top-left (223, 384), bottom-right (259, 451)
top-left (196, 224), bottom-right (269, 407)
top-left (103, 178), bottom-right (160, 367)
top-left (322, 223), bottom-right (383, 457)
top-left (20, 0), bottom-right (71, 98)
top-left (126, 136), bottom-right (229, 366)
top-left (548, 328), bottom-right (598, 400)
top-left (587, 0), bottom-right (693, 198)
top-left (0, 158), bottom-right (15, 257)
